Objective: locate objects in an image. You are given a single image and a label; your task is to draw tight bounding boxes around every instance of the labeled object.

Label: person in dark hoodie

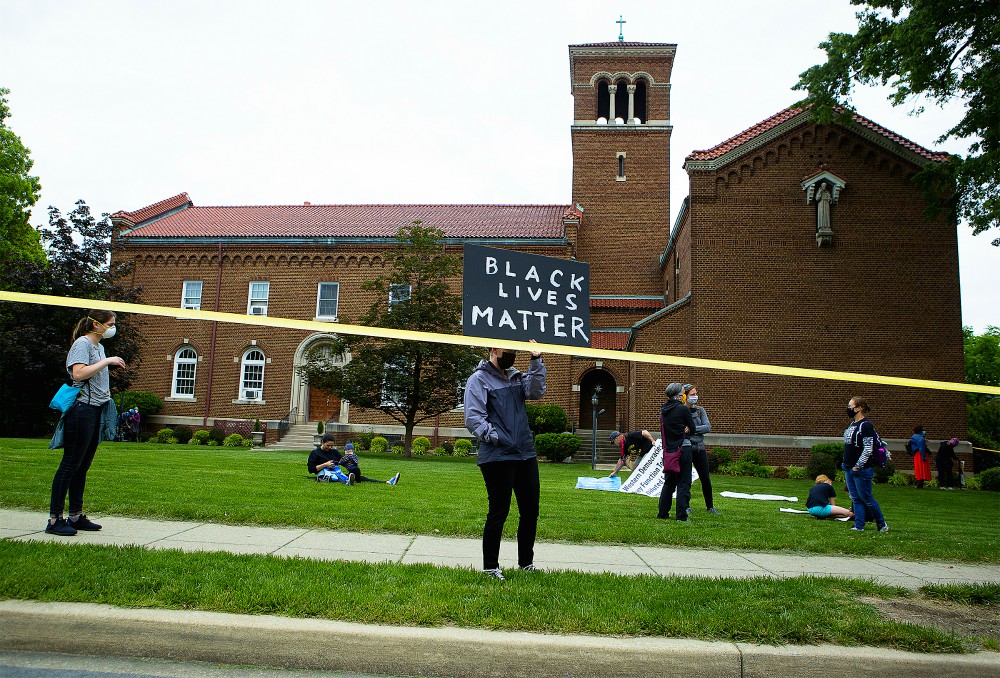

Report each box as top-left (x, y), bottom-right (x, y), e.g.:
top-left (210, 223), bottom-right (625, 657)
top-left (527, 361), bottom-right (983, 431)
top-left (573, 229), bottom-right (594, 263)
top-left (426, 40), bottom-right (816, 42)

top-left (658, 382), bottom-right (698, 523)
top-left (464, 340), bottom-right (545, 581)
top-left (307, 433), bottom-right (350, 484)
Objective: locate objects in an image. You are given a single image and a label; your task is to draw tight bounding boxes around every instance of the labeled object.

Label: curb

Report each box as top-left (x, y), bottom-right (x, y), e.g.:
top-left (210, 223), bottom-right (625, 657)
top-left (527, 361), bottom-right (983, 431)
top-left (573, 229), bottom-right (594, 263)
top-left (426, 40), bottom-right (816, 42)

top-left (1, 600), bottom-right (997, 677)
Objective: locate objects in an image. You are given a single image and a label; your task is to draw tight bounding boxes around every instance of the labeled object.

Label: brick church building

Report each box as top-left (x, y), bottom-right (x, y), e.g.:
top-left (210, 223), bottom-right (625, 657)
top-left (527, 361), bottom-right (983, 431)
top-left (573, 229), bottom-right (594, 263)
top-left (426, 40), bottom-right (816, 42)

top-left (112, 40), bottom-right (967, 464)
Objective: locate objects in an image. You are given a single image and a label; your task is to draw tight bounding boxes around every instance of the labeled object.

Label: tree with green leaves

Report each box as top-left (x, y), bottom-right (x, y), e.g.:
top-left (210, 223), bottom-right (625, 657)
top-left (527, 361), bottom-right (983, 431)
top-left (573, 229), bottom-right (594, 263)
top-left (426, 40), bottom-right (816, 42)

top-left (795, 1), bottom-right (999, 244)
top-left (963, 326), bottom-right (1000, 461)
top-left (0, 201), bottom-right (144, 436)
top-left (0, 87), bottom-right (44, 265)
top-left (302, 222), bottom-right (483, 457)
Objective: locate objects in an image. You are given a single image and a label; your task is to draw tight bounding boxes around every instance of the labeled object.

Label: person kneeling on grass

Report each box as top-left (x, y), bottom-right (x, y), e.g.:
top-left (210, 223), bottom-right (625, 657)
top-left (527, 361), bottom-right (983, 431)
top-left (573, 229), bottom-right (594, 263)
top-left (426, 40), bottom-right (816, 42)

top-left (806, 475), bottom-right (854, 520)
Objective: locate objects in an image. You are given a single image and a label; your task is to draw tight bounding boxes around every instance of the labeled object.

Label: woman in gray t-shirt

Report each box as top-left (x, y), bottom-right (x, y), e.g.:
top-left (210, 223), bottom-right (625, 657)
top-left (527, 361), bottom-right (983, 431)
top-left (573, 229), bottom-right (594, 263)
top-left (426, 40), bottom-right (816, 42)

top-left (46, 310), bottom-right (126, 536)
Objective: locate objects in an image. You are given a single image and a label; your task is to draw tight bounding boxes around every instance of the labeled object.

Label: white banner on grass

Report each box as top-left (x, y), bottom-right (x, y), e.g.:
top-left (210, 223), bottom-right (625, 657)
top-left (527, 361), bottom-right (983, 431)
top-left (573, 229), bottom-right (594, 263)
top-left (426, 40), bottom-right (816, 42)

top-left (619, 439), bottom-right (699, 498)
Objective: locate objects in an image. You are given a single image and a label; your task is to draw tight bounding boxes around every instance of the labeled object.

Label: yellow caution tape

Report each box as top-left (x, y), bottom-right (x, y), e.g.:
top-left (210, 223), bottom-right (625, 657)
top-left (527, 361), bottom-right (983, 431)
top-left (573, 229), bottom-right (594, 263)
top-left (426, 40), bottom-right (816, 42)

top-left (2, 290), bottom-right (998, 395)
top-left (971, 447), bottom-right (1000, 455)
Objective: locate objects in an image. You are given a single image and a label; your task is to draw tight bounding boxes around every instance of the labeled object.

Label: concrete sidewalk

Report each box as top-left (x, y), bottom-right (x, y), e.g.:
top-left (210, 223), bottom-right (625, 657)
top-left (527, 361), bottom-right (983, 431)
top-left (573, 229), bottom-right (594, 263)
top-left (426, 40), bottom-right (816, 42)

top-left (2, 508), bottom-right (999, 588)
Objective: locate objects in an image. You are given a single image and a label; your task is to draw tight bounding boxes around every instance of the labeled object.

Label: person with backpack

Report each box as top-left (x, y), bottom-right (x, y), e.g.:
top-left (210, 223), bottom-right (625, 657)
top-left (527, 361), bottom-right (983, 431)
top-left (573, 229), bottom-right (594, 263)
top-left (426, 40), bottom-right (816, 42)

top-left (842, 396), bottom-right (888, 533)
top-left (907, 425), bottom-right (933, 489)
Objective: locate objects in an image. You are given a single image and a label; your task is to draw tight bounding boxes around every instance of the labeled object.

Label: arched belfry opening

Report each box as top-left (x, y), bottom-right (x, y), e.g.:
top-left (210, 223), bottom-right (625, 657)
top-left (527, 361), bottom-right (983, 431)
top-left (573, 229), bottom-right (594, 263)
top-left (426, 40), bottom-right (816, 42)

top-left (634, 79), bottom-right (647, 123)
top-left (614, 81), bottom-right (628, 123)
top-left (596, 80), bottom-right (610, 120)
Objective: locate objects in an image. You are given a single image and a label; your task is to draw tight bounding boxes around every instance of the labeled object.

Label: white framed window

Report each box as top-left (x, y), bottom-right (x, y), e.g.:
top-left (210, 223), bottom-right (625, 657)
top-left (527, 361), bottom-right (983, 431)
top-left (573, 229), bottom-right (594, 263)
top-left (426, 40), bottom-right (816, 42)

top-left (389, 284), bottom-right (411, 310)
top-left (247, 281), bottom-right (270, 316)
top-left (315, 282), bottom-right (339, 320)
top-left (181, 280), bottom-right (203, 310)
top-left (240, 349), bottom-right (266, 401)
top-left (171, 347), bottom-right (198, 398)
top-left (380, 358), bottom-right (409, 407)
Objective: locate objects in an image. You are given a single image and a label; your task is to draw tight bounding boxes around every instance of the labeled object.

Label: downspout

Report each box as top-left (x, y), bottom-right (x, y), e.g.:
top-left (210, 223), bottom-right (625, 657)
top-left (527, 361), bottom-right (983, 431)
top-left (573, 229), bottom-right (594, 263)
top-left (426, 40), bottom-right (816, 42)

top-left (202, 242), bottom-right (224, 427)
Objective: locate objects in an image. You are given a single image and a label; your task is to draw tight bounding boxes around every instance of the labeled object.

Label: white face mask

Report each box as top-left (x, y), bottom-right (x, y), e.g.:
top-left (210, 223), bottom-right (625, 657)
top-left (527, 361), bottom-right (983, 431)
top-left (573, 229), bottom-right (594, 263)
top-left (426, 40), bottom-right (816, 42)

top-left (687, 395), bottom-right (698, 405)
top-left (101, 325), bottom-right (117, 340)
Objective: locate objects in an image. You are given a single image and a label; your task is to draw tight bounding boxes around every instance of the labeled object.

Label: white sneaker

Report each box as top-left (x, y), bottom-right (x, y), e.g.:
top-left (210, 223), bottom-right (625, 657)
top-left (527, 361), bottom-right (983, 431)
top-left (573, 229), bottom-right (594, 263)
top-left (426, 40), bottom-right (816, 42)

top-left (387, 472), bottom-right (400, 486)
top-left (519, 564), bottom-right (542, 572)
top-left (346, 473), bottom-right (355, 486)
top-left (878, 523), bottom-right (889, 533)
top-left (483, 568), bottom-right (505, 581)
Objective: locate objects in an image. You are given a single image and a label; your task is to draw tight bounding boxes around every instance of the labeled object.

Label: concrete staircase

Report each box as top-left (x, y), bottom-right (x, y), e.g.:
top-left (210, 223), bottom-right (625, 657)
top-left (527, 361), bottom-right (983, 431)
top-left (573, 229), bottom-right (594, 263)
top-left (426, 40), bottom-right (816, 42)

top-left (265, 422), bottom-right (319, 451)
top-left (571, 429), bottom-right (621, 464)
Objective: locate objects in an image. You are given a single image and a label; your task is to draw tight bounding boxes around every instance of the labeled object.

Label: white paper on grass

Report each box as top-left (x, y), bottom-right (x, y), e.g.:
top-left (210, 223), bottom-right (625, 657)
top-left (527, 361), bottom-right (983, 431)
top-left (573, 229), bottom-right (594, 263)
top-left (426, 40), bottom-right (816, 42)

top-left (721, 491), bottom-right (798, 502)
top-left (619, 439), bottom-right (699, 498)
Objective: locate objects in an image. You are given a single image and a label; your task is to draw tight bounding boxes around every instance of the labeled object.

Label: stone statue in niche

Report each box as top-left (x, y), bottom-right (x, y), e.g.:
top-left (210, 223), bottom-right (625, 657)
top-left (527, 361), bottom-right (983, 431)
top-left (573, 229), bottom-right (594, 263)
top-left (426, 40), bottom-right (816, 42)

top-left (815, 182), bottom-right (834, 247)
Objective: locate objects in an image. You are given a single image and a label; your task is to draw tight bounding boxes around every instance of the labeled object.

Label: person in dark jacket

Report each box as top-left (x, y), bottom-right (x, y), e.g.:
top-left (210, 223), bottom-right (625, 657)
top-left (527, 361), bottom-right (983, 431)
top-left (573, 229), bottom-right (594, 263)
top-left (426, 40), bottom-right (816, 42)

top-left (658, 382), bottom-right (697, 522)
top-left (464, 341), bottom-right (545, 581)
top-left (308, 433), bottom-right (349, 483)
top-left (936, 437), bottom-right (960, 490)
top-left (683, 383), bottom-right (719, 515)
top-left (842, 396), bottom-right (888, 533)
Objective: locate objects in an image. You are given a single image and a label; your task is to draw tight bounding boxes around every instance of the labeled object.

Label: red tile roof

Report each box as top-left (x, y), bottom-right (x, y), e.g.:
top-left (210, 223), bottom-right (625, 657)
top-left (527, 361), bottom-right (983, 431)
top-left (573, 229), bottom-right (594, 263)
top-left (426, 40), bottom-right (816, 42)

top-left (120, 203), bottom-right (572, 239)
top-left (570, 42), bottom-right (677, 48)
top-left (686, 105), bottom-right (950, 162)
top-left (112, 192), bottom-right (192, 224)
top-left (591, 330), bottom-right (630, 350)
top-left (590, 297), bottom-right (664, 309)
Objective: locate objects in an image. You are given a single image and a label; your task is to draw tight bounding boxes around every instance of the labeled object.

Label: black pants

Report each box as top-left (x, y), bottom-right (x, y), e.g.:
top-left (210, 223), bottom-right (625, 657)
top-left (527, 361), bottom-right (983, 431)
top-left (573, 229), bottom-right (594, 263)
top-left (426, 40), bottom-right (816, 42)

top-left (690, 443), bottom-right (715, 509)
top-left (343, 464), bottom-right (382, 483)
top-left (658, 446), bottom-right (692, 520)
top-left (50, 403), bottom-right (102, 517)
top-left (937, 463), bottom-right (954, 488)
top-left (480, 457), bottom-right (539, 570)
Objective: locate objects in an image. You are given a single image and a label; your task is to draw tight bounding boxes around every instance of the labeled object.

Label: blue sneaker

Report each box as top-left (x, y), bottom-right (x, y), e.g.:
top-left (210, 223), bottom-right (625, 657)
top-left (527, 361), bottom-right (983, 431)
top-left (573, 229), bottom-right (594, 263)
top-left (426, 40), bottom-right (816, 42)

top-left (44, 518), bottom-right (76, 536)
top-left (387, 472), bottom-right (400, 486)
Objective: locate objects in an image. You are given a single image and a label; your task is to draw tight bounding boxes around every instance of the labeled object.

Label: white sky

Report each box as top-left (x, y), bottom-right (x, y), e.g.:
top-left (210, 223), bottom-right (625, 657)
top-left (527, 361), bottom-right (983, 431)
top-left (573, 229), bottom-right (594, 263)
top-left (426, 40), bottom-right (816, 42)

top-left (1, 0), bottom-right (995, 332)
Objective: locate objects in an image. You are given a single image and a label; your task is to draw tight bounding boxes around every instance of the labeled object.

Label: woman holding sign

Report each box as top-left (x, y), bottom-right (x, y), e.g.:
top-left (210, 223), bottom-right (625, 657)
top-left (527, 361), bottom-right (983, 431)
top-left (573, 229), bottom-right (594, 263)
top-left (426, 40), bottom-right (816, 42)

top-left (464, 340), bottom-right (546, 581)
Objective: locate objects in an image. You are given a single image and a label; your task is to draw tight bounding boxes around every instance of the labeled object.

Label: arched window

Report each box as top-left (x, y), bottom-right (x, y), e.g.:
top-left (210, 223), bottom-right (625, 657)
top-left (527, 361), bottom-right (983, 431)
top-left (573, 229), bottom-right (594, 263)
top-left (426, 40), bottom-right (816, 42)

top-left (634, 79), bottom-right (648, 123)
top-left (596, 80), bottom-right (610, 120)
top-left (240, 349), bottom-right (266, 401)
top-left (614, 81), bottom-right (628, 123)
top-left (171, 347), bottom-right (197, 398)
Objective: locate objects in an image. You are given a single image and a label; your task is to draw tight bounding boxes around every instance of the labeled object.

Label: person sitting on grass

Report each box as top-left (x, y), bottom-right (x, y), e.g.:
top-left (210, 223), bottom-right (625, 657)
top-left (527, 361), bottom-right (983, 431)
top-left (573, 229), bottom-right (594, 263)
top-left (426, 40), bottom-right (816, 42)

top-left (806, 474), bottom-right (854, 520)
top-left (308, 433), bottom-right (350, 484)
top-left (340, 442), bottom-right (401, 486)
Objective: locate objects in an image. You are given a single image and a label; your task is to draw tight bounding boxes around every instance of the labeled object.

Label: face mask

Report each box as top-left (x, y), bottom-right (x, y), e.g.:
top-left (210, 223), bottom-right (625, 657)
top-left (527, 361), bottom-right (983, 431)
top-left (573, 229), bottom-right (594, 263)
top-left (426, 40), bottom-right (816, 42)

top-left (687, 396), bottom-right (698, 405)
top-left (496, 351), bottom-right (516, 370)
top-left (846, 407), bottom-right (856, 418)
top-left (101, 326), bottom-right (117, 339)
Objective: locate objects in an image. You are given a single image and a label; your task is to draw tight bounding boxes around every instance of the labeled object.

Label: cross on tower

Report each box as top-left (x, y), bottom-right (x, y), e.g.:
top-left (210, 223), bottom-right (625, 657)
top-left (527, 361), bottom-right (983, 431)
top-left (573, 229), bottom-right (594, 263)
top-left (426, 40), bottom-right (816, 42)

top-left (616, 15), bottom-right (626, 42)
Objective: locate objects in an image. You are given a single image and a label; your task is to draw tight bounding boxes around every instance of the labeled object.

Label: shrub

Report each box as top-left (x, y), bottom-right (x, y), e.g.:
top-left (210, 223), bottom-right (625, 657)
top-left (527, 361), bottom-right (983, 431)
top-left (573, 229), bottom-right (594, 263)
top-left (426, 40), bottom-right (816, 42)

top-left (811, 442), bottom-right (843, 459)
top-left (390, 445), bottom-right (403, 455)
top-left (355, 428), bottom-right (376, 451)
top-left (117, 390), bottom-right (164, 416)
top-left (208, 428), bottom-right (227, 445)
top-left (223, 433), bottom-right (246, 448)
top-left (977, 467), bottom-right (1000, 491)
top-left (772, 466), bottom-right (789, 479)
top-left (874, 461), bottom-right (895, 484)
top-left (806, 451), bottom-right (838, 481)
top-left (738, 449), bottom-right (766, 465)
top-left (156, 428), bottom-right (174, 444)
top-left (711, 448), bottom-right (732, 465)
top-left (316, 420), bottom-right (324, 435)
top-left (719, 460), bottom-right (770, 478)
top-left (534, 433), bottom-right (581, 462)
top-left (525, 403), bottom-right (568, 435)
top-left (187, 437), bottom-right (201, 445)
top-left (206, 440), bottom-right (218, 447)
top-left (440, 440), bottom-right (454, 455)
top-left (834, 470), bottom-right (846, 485)
top-left (412, 436), bottom-right (431, 454)
top-left (431, 446), bottom-right (446, 456)
top-left (138, 431), bottom-right (153, 443)
top-left (888, 472), bottom-right (911, 487)
top-left (967, 474), bottom-right (982, 490)
top-left (172, 425), bottom-right (193, 445)
top-left (167, 437), bottom-right (179, 444)
top-left (192, 430), bottom-right (210, 445)
top-left (787, 466), bottom-right (808, 480)
top-left (370, 436), bottom-right (389, 453)
top-left (454, 439), bottom-right (473, 456)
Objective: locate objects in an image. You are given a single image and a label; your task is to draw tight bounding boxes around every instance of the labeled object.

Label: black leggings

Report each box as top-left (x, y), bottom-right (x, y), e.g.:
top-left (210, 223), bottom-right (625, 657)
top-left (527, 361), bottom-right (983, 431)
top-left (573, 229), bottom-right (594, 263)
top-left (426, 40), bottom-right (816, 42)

top-left (50, 403), bottom-right (102, 517)
top-left (690, 444), bottom-right (715, 509)
top-left (479, 457), bottom-right (539, 570)
top-left (343, 465), bottom-right (383, 483)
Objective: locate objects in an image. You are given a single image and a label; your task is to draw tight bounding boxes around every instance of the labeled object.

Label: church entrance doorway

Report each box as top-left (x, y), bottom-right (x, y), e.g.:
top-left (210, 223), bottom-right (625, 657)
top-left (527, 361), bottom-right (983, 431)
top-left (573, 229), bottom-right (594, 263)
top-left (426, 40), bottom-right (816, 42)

top-left (578, 369), bottom-right (616, 431)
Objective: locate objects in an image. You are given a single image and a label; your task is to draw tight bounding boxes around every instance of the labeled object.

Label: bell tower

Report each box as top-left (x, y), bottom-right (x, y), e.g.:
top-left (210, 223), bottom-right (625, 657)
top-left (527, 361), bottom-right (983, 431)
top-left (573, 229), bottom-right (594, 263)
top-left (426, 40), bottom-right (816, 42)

top-left (569, 42), bottom-right (676, 295)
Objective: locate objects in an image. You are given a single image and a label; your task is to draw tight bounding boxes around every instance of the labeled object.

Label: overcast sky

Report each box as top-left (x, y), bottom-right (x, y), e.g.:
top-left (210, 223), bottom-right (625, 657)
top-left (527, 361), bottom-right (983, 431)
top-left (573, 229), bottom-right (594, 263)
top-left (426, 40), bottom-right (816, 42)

top-left (1, 0), bottom-right (995, 332)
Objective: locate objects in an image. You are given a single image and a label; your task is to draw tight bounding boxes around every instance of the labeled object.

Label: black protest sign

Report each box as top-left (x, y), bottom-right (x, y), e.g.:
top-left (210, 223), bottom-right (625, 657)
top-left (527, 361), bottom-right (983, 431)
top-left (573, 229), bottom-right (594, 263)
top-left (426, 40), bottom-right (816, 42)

top-left (462, 244), bottom-right (591, 348)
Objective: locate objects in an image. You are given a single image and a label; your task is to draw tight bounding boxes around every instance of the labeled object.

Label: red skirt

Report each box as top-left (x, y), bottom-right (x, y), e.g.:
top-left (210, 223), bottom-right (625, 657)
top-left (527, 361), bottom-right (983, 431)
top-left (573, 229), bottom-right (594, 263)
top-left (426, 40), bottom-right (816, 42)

top-left (913, 454), bottom-right (932, 481)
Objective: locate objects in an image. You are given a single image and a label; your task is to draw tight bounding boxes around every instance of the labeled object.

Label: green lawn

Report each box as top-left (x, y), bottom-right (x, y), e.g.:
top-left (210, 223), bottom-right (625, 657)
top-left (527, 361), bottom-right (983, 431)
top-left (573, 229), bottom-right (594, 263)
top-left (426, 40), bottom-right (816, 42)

top-left (2, 437), bottom-right (998, 563)
top-left (0, 539), bottom-right (981, 653)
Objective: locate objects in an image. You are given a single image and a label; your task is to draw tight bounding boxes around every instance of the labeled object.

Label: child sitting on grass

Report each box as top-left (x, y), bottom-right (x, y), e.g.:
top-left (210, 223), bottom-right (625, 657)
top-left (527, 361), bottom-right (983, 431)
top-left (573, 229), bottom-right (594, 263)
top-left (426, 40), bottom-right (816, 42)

top-left (806, 475), bottom-right (854, 520)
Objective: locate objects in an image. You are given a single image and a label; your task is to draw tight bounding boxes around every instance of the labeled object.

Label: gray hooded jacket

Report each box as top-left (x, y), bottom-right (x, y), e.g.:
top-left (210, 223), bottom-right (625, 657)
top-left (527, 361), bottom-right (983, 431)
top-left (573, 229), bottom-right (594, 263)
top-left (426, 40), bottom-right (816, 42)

top-left (464, 356), bottom-right (546, 465)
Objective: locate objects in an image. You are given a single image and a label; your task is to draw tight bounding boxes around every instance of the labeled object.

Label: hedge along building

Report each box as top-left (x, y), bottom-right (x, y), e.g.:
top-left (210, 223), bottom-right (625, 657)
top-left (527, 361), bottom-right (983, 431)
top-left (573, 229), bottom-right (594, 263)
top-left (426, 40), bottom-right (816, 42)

top-left (111, 40), bottom-right (967, 465)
